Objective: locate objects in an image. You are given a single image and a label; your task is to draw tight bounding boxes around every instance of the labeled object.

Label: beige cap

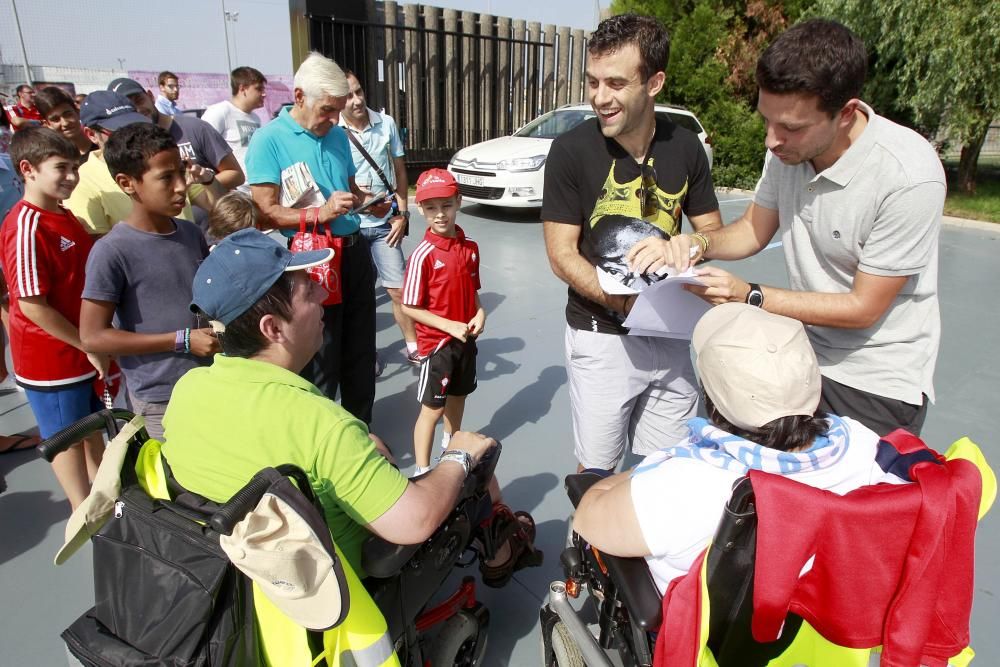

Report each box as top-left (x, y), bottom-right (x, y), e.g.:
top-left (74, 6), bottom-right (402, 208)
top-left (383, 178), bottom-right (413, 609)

top-left (220, 481), bottom-right (349, 631)
top-left (692, 303), bottom-right (821, 430)
top-left (55, 415), bottom-right (147, 565)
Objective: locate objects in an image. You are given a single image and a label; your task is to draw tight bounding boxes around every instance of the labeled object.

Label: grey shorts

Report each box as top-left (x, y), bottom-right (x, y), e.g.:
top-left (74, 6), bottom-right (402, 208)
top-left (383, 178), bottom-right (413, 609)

top-left (360, 222), bottom-right (406, 289)
top-left (129, 393), bottom-right (168, 442)
top-left (565, 326), bottom-right (699, 470)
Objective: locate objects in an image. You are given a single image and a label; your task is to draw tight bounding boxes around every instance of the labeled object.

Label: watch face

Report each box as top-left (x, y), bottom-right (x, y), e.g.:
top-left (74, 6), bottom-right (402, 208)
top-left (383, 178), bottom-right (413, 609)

top-left (748, 290), bottom-right (764, 307)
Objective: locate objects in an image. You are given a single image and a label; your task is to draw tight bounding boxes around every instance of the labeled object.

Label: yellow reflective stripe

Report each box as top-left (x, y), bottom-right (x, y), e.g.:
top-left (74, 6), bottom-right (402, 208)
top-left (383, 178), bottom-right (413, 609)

top-left (330, 630), bottom-right (397, 667)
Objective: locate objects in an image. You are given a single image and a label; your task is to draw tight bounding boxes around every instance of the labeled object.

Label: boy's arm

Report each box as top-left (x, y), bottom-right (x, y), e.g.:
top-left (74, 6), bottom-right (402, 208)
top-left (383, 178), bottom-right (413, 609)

top-left (80, 299), bottom-right (220, 357)
top-left (400, 304), bottom-right (470, 342)
top-left (187, 176), bottom-right (228, 211)
top-left (18, 296), bottom-right (109, 377)
top-left (468, 293), bottom-right (486, 336)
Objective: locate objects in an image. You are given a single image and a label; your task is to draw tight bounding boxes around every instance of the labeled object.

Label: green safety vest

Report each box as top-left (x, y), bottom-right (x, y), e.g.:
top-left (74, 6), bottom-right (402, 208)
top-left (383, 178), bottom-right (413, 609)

top-left (135, 440), bottom-right (399, 667)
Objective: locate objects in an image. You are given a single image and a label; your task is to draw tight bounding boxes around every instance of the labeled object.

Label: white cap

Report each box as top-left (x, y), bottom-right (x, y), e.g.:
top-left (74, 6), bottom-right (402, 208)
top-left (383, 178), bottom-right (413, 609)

top-left (692, 303), bottom-right (821, 430)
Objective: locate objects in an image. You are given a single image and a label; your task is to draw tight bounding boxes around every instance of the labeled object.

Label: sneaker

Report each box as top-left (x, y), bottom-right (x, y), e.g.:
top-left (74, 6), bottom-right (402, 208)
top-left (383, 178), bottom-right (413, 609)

top-left (375, 354), bottom-right (386, 378)
top-left (403, 350), bottom-right (423, 366)
top-left (0, 374), bottom-right (21, 394)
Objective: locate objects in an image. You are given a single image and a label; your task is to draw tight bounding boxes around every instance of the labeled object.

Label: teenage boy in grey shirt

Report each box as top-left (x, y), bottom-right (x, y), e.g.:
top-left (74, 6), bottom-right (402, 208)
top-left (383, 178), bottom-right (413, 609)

top-left (655, 19), bottom-right (943, 435)
top-left (80, 123), bottom-right (220, 440)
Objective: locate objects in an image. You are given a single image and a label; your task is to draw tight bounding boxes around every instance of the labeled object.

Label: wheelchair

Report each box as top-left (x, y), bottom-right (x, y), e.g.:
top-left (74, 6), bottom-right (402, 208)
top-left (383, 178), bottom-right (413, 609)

top-left (540, 472), bottom-right (756, 667)
top-left (40, 409), bottom-right (507, 666)
top-left (542, 436), bottom-right (995, 667)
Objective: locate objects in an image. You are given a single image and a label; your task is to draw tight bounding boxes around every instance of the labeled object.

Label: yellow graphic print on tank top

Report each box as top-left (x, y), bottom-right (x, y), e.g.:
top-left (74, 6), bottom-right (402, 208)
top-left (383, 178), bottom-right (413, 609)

top-left (588, 157), bottom-right (688, 237)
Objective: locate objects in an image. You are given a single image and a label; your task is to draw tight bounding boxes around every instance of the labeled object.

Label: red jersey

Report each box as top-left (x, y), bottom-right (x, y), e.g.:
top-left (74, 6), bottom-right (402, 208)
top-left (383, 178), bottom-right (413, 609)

top-left (402, 225), bottom-right (481, 356)
top-left (6, 103), bottom-right (42, 130)
top-left (1, 200), bottom-right (95, 388)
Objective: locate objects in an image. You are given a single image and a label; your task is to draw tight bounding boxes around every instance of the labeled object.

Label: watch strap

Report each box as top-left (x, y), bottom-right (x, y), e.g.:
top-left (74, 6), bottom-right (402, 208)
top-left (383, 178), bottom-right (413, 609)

top-left (439, 449), bottom-right (472, 477)
top-left (746, 283), bottom-right (764, 307)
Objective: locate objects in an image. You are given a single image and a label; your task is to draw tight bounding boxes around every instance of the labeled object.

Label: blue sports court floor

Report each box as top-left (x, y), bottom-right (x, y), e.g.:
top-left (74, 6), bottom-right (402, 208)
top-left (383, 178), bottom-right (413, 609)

top-left (1, 192), bottom-right (998, 665)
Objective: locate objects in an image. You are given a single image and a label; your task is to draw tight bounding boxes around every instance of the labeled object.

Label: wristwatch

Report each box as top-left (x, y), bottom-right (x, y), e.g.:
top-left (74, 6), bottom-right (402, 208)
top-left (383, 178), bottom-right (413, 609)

top-left (398, 210), bottom-right (410, 221)
top-left (745, 283), bottom-right (764, 308)
top-left (439, 449), bottom-right (473, 477)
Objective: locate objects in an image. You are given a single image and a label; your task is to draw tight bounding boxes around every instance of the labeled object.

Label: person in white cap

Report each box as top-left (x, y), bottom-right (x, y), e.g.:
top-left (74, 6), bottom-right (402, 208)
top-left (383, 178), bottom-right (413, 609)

top-left (572, 303), bottom-right (906, 594)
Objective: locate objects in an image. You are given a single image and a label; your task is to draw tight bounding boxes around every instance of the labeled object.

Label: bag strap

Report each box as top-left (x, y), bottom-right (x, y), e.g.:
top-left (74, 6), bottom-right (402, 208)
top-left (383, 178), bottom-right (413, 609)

top-left (345, 127), bottom-right (394, 194)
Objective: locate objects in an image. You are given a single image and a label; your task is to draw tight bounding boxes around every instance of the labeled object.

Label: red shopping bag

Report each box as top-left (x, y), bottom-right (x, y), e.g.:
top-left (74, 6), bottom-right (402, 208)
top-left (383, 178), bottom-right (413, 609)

top-left (290, 219), bottom-right (342, 305)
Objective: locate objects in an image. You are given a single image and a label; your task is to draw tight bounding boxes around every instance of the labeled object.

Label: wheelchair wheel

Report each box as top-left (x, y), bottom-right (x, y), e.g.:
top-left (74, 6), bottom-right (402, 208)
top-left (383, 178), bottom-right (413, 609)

top-left (550, 620), bottom-right (585, 667)
top-left (428, 609), bottom-right (487, 666)
top-left (540, 606), bottom-right (586, 667)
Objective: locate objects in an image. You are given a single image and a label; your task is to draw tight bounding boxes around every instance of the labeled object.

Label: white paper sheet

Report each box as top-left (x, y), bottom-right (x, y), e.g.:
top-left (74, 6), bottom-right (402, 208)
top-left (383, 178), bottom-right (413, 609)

top-left (622, 270), bottom-right (711, 340)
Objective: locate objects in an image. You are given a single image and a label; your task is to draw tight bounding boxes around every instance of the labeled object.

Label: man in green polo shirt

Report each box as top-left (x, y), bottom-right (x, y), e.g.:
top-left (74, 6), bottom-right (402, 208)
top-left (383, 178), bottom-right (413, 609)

top-left (160, 229), bottom-right (497, 575)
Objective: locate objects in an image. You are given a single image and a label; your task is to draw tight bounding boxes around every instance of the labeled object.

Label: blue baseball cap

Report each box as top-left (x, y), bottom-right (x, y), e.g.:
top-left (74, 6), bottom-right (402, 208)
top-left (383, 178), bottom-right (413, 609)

top-left (191, 229), bottom-right (334, 325)
top-left (107, 77), bottom-right (147, 99)
top-left (79, 90), bottom-right (150, 131)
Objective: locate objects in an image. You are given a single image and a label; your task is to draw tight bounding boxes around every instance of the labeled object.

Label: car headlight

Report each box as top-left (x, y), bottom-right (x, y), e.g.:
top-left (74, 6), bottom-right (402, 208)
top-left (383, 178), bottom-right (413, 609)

top-left (496, 155), bottom-right (546, 172)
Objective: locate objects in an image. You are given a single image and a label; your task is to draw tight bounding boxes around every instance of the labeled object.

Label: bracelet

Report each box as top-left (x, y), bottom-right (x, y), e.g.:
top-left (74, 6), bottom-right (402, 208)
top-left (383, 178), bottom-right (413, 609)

top-left (438, 449), bottom-right (472, 477)
top-left (690, 232), bottom-right (710, 256)
top-left (174, 329), bottom-right (186, 354)
top-left (183, 328), bottom-right (191, 354)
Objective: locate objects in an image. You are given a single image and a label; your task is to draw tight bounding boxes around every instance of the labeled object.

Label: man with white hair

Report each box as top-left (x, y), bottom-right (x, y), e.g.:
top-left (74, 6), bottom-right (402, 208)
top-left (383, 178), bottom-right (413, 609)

top-left (244, 53), bottom-right (389, 425)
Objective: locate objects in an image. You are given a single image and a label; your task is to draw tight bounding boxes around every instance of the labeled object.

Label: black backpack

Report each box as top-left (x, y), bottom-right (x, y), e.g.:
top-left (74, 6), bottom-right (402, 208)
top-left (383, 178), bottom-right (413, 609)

top-left (62, 457), bottom-right (261, 667)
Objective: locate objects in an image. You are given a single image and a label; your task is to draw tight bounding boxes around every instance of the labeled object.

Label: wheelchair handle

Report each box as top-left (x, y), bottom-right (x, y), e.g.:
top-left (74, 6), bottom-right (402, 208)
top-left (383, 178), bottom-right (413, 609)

top-left (209, 470), bottom-right (277, 536)
top-left (37, 409), bottom-right (137, 462)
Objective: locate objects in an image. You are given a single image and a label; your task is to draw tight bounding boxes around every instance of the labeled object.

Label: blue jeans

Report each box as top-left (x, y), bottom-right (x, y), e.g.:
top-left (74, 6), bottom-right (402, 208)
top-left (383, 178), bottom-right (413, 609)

top-left (360, 222), bottom-right (406, 289)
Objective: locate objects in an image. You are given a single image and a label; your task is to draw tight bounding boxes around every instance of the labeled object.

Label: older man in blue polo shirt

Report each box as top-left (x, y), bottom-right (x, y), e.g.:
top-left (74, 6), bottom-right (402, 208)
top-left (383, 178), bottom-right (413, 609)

top-left (245, 52), bottom-right (390, 425)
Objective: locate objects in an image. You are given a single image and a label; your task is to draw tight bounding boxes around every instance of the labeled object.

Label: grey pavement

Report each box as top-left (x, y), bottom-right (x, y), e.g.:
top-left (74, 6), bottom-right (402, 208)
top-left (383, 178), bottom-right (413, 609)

top-left (0, 192), bottom-right (998, 665)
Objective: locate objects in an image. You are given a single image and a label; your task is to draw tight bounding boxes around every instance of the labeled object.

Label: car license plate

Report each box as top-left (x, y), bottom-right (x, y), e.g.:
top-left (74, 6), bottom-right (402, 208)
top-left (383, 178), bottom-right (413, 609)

top-left (455, 173), bottom-right (484, 187)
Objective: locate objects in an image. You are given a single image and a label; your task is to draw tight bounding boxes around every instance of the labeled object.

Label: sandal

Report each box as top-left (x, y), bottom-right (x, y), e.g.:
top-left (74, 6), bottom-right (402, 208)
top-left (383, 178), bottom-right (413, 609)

top-left (478, 503), bottom-right (544, 588)
top-left (0, 434), bottom-right (41, 455)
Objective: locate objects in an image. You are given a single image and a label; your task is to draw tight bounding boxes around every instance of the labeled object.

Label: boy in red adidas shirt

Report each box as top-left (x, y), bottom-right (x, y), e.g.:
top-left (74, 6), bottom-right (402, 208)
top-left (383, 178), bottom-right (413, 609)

top-left (0, 127), bottom-right (108, 510)
top-left (402, 169), bottom-right (485, 474)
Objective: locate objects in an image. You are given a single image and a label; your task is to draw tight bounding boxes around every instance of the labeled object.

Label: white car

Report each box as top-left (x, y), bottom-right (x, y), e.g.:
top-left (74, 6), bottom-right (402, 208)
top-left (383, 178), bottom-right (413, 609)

top-left (448, 103), bottom-right (713, 208)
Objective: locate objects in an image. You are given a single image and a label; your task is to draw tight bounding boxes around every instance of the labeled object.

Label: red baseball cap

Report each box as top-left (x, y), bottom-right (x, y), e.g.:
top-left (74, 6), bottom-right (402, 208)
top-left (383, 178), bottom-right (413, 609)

top-left (415, 168), bottom-right (460, 203)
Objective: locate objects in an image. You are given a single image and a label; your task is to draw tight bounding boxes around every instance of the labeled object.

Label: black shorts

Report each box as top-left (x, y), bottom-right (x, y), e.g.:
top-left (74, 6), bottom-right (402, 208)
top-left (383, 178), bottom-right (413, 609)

top-left (818, 375), bottom-right (928, 437)
top-left (417, 338), bottom-right (478, 408)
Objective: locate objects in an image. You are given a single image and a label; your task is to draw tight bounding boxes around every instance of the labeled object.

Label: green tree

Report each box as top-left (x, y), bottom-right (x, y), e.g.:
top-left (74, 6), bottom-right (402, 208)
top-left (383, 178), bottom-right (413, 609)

top-left (810, 0), bottom-right (1000, 193)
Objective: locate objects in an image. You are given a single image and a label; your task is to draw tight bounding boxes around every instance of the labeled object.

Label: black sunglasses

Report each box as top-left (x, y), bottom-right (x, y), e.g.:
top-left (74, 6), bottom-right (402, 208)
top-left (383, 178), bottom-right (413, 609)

top-left (639, 157), bottom-right (658, 219)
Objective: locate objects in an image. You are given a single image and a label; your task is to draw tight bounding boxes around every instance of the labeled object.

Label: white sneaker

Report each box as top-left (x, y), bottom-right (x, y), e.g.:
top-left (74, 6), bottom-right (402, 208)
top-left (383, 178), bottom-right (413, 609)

top-left (0, 374), bottom-right (21, 394)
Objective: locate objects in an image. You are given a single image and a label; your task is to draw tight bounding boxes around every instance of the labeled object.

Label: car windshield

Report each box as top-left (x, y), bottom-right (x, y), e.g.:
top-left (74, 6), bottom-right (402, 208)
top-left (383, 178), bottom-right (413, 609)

top-left (514, 109), bottom-right (596, 139)
top-left (514, 108), bottom-right (704, 139)
top-left (658, 111), bottom-right (703, 134)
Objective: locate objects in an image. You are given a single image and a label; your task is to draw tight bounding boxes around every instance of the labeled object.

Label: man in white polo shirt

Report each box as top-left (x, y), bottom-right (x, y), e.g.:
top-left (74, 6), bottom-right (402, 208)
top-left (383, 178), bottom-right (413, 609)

top-left (338, 69), bottom-right (418, 364)
top-left (655, 19), bottom-right (944, 435)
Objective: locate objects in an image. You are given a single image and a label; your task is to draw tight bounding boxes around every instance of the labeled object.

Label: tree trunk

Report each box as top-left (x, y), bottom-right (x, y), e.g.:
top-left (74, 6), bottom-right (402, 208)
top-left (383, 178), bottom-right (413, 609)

top-left (956, 122), bottom-right (990, 195)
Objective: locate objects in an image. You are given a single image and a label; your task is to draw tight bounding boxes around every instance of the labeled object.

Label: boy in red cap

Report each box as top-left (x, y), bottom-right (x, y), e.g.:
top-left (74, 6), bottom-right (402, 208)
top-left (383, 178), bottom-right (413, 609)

top-left (401, 168), bottom-right (485, 474)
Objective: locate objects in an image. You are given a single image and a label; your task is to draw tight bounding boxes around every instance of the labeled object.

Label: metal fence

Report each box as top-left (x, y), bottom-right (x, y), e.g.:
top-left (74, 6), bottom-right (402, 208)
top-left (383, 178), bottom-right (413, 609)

top-left (308, 2), bottom-right (589, 165)
top-left (938, 125), bottom-right (1000, 161)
